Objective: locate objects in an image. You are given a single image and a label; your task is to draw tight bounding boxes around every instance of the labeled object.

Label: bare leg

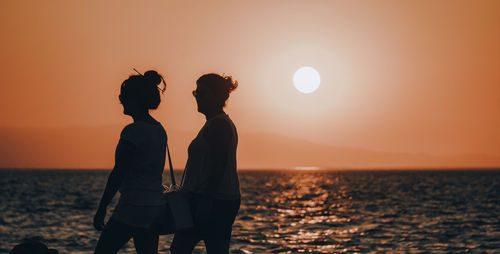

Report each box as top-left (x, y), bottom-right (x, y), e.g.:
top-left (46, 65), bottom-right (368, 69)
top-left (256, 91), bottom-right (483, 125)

top-left (94, 219), bottom-right (133, 254)
top-left (170, 231), bottom-right (201, 254)
top-left (133, 228), bottom-right (159, 254)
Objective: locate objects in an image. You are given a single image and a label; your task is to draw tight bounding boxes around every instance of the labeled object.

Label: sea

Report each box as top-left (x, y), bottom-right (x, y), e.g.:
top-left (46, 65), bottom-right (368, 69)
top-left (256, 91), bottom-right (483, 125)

top-left (0, 169), bottom-right (499, 253)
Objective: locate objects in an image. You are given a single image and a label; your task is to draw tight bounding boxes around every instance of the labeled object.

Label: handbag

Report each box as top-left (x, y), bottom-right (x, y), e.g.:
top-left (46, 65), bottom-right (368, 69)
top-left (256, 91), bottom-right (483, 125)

top-left (155, 142), bottom-right (194, 235)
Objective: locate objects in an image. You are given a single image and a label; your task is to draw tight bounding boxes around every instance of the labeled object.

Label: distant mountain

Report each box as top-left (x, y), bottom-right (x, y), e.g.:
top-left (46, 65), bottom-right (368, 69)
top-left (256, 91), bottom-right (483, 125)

top-left (0, 126), bottom-right (499, 169)
top-left (239, 132), bottom-right (500, 169)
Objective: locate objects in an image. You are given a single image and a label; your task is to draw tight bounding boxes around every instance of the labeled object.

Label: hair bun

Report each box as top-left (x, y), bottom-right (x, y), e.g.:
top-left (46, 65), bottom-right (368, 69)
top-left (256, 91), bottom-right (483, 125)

top-left (144, 70), bottom-right (162, 86)
top-left (224, 75), bottom-right (238, 93)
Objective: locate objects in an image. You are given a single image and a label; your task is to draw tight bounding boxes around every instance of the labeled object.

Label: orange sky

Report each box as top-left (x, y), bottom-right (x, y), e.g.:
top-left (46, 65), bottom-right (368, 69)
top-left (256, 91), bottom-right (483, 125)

top-left (0, 0), bottom-right (499, 169)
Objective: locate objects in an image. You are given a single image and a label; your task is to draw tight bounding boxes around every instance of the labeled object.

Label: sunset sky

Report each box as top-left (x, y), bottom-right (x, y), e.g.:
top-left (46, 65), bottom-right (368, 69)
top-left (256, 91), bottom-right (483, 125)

top-left (1, 0), bottom-right (499, 169)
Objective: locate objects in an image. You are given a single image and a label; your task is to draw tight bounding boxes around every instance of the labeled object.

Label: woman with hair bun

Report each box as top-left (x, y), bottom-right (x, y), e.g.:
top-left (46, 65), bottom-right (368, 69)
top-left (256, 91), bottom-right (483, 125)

top-left (93, 70), bottom-right (168, 254)
top-left (170, 73), bottom-right (241, 254)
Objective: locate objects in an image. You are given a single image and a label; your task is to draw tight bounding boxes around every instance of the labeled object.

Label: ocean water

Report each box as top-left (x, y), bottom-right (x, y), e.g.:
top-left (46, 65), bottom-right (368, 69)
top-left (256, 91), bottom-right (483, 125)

top-left (0, 169), bottom-right (499, 253)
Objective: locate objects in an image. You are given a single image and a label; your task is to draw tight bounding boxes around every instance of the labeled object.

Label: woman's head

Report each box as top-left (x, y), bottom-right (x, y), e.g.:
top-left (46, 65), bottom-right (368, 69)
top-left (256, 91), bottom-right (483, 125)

top-left (193, 73), bottom-right (238, 114)
top-left (119, 70), bottom-right (166, 115)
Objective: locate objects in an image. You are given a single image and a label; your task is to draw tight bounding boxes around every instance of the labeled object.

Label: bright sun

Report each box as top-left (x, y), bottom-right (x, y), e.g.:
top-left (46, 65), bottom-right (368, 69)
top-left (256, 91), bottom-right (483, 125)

top-left (293, 66), bottom-right (321, 94)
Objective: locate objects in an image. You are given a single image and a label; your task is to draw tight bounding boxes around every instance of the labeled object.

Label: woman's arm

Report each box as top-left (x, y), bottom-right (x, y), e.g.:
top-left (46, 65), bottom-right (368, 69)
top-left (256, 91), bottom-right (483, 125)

top-left (203, 118), bottom-right (232, 196)
top-left (193, 118), bottom-right (232, 223)
top-left (93, 139), bottom-right (135, 230)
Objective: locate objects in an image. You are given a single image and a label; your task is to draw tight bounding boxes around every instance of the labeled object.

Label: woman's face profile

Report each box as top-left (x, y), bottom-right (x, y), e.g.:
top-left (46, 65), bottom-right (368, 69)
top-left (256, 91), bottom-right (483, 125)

top-left (119, 94), bottom-right (134, 116)
top-left (193, 83), bottom-right (215, 114)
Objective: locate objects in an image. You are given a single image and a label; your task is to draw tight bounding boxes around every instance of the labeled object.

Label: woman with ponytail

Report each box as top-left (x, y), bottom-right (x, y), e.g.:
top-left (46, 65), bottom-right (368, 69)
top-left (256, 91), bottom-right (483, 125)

top-left (93, 70), bottom-right (168, 254)
top-left (170, 73), bottom-right (241, 254)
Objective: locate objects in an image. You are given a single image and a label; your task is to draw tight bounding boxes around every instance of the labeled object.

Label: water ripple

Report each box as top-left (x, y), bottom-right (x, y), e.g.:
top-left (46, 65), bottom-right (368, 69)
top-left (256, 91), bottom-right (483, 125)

top-left (0, 169), bottom-right (499, 253)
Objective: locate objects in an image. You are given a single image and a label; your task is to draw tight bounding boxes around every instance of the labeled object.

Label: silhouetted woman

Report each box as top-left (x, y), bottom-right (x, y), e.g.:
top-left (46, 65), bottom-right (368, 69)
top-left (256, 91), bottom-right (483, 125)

top-left (93, 70), bottom-right (167, 254)
top-left (170, 74), bottom-right (241, 254)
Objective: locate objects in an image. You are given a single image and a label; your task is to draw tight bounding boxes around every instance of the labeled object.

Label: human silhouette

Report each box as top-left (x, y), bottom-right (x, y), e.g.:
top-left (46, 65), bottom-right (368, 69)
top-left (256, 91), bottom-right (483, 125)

top-left (170, 73), bottom-right (241, 254)
top-left (93, 70), bottom-right (168, 254)
top-left (10, 239), bottom-right (58, 254)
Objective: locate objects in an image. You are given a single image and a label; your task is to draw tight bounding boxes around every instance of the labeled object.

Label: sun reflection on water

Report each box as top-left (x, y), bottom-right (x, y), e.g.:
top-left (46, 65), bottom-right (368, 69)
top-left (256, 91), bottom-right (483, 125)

top-left (293, 166), bottom-right (321, 171)
top-left (233, 171), bottom-right (354, 253)
top-left (231, 170), bottom-right (500, 253)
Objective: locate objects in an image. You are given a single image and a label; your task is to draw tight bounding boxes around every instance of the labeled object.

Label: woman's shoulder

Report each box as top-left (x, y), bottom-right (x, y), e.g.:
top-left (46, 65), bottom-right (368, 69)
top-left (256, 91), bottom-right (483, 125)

top-left (210, 113), bottom-right (235, 125)
top-left (120, 123), bottom-right (141, 144)
top-left (121, 123), bottom-right (137, 135)
top-left (122, 121), bottom-right (164, 131)
top-left (203, 115), bottom-right (234, 144)
top-left (121, 122), bottom-right (167, 145)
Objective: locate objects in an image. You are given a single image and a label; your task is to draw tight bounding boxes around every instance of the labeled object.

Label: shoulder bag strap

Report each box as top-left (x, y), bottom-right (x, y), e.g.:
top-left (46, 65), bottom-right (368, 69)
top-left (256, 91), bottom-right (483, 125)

top-left (166, 142), bottom-right (176, 186)
top-left (167, 141), bottom-right (189, 188)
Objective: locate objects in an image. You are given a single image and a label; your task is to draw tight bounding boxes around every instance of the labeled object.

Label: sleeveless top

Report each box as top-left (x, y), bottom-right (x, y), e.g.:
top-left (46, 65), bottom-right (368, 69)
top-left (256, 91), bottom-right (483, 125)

top-left (182, 113), bottom-right (241, 200)
top-left (117, 121), bottom-right (167, 206)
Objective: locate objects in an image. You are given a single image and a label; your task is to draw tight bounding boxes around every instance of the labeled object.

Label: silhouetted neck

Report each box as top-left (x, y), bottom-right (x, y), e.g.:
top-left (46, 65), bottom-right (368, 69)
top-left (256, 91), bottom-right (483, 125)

top-left (132, 112), bottom-right (158, 124)
top-left (204, 109), bottom-right (224, 121)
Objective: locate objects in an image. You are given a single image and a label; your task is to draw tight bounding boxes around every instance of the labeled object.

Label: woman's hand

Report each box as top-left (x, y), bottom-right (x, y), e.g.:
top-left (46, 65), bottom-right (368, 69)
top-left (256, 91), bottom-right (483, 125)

top-left (93, 207), bottom-right (106, 231)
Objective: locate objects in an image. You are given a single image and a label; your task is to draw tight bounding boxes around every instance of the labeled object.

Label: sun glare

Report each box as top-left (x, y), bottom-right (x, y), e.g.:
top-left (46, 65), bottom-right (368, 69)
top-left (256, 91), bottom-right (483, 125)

top-left (293, 166), bottom-right (320, 171)
top-left (293, 66), bottom-right (321, 94)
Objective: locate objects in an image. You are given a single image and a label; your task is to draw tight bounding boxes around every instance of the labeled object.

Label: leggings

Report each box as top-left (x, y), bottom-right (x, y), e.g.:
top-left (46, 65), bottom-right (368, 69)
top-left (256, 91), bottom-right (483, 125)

top-left (170, 197), bottom-right (240, 254)
top-left (94, 219), bottom-right (159, 254)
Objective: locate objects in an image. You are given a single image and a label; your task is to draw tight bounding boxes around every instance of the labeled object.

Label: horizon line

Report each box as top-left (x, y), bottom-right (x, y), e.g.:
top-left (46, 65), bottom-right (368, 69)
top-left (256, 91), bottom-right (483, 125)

top-left (1, 167), bottom-right (499, 171)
